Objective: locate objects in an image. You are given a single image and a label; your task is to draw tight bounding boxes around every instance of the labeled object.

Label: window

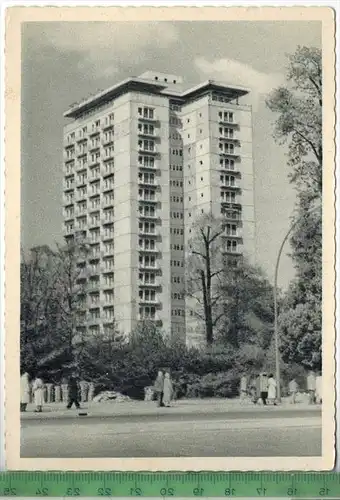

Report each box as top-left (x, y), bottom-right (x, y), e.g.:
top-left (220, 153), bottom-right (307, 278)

top-left (139, 139), bottom-right (155, 152)
top-left (138, 107), bottom-right (154, 120)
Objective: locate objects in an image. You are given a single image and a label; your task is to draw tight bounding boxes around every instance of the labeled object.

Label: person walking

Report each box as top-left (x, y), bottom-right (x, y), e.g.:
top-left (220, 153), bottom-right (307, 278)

top-left (154, 370), bottom-right (164, 407)
top-left (32, 374), bottom-right (44, 413)
top-left (66, 373), bottom-right (81, 409)
top-left (249, 379), bottom-right (258, 404)
top-left (267, 374), bottom-right (277, 405)
top-left (240, 375), bottom-right (248, 402)
top-left (20, 372), bottom-right (30, 412)
top-left (259, 372), bottom-right (269, 406)
top-left (163, 372), bottom-right (173, 407)
top-left (288, 378), bottom-right (298, 404)
top-left (307, 370), bottom-right (316, 404)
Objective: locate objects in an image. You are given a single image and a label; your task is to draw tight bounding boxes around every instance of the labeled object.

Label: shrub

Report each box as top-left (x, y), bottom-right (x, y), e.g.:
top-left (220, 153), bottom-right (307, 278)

top-left (186, 370), bottom-right (240, 399)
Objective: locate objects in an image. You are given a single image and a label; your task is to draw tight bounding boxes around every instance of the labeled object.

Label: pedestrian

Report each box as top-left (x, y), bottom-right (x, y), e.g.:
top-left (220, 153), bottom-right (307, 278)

top-left (20, 371), bottom-right (30, 412)
top-left (249, 381), bottom-right (258, 404)
top-left (259, 372), bottom-right (269, 406)
top-left (154, 370), bottom-right (164, 407)
top-left (315, 372), bottom-right (322, 404)
top-left (163, 372), bottom-right (173, 407)
top-left (240, 375), bottom-right (248, 402)
top-left (32, 374), bottom-right (44, 413)
top-left (307, 370), bottom-right (316, 404)
top-left (288, 378), bottom-right (298, 404)
top-left (267, 374), bottom-right (277, 405)
top-left (66, 373), bottom-right (81, 409)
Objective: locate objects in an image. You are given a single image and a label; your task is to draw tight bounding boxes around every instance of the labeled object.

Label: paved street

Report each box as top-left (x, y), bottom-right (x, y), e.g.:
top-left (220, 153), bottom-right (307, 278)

top-left (21, 402), bottom-right (321, 458)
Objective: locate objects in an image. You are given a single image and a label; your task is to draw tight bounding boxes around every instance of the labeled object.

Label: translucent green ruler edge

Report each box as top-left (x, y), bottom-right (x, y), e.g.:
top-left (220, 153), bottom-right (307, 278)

top-left (0, 472), bottom-right (339, 497)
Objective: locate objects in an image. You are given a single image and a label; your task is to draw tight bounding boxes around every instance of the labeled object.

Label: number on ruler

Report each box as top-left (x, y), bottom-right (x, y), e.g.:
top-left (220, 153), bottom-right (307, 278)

top-left (36, 488), bottom-right (49, 496)
top-left (225, 488), bottom-right (236, 496)
top-left (130, 487), bottom-right (142, 496)
top-left (160, 488), bottom-right (174, 496)
top-left (319, 487), bottom-right (330, 496)
top-left (65, 487), bottom-right (80, 496)
top-left (257, 488), bottom-right (267, 496)
top-left (193, 487), bottom-right (204, 496)
top-left (3, 488), bottom-right (16, 496)
top-left (287, 488), bottom-right (297, 496)
top-left (98, 487), bottom-right (112, 496)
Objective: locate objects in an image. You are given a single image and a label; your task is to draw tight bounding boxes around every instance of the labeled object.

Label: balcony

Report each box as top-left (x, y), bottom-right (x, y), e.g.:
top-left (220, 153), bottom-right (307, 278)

top-left (102, 120), bottom-right (114, 131)
top-left (219, 134), bottom-right (240, 144)
top-left (138, 113), bottom-right (157, 123)
top-left (139, 260), bottom-right (159, 271)
top-left (102, 164), bottom-right (114, 176)
top-left (64, 136), bottom-right (76, 147)
top-left (218, 114), bottom-right (239, 127)
top-left (89, 141), bottom-right (101, 152)
top-left (64, 150), bottom-right (76, 162)
top-left (76, 190), bottom-right (88, 201)
top-left (103, 247), bottom-right (114, 258)
top-left (219, 164), bottom-right (240, 175)
top-left (76, 176), bottom-right (87, 187)
top-left (138, 227), bottom-right (157, 237)
top-left (138, 147), bottom-right (158, 156)
top-left (139, 297), bottom-right (160, 306)
top-left (102, 214), bottom-right (114, 224)
top-left (138, 211), bottom-right (157, 220)
top-left (103, 150), bottom-right (115, 161)
top-left (222, 209), bottom-right (242, 223)
top-left (139, 245), bottom-right (159, 254)
top-left (64, 212), bottom-right (75, 221)
top-left (220, 183), bottom-right (241, 192)
top-left (103, 183), bottom-right (114, 193)
top-left (89, 156), bottom-right (100, 167)
top-left (219, 148), bottom-right (240, 159)
top-left (138, 194), bottom-right (157, 203)
top-left (139, 278), bottom-right (161, 288)
top-left (77, 148), bottom-right (88, 158)
top-left (89, 218), bottom-right (100, 229)
top-left (64, 183), bottom-right (75, 193)
top-left (102, 232), bottom-right (114, 242)
top-left (76, 161), bottom-right (88, 172)
top-left (102, 135), bottom-right (114, 146)
top-left (138, 128), bottom-right (157, 139)
top-left (102, 198), bottom-right (114, 209)
top-left (138, 177), bottom-right (157, 187)
top-left (222, 230), bottom-right (243, 240)
top-left (89, 127), bottom-right (100, 137)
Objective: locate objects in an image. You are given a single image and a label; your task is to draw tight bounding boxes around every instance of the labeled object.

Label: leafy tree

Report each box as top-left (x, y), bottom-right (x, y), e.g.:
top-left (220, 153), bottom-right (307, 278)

top-left (217, 260), bottom-right (274, 349)
top-left (185, 213), bottom-right (225, 345)
top-left (20, 245), bottom-right (61, 376)
top-left (266, 45), bottom-right (322, 373)
top-left (266, 46), bottom-right (322, 195)
top-left (53, 239), bottom-right (90, 371)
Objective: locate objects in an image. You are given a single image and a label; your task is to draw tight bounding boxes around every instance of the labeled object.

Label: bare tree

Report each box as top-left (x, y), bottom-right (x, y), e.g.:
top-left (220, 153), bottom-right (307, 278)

top-left (185, 213), bottom-right (226, 345)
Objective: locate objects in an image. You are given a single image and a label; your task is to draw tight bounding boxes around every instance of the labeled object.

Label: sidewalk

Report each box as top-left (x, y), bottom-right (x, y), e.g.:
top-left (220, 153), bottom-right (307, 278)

top-left (21, 397), bottom-right (321, 420)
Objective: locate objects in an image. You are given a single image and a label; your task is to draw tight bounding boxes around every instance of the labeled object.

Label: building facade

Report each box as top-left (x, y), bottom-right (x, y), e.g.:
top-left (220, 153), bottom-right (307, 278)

top-left (62, 71), bottom-right (255, 345)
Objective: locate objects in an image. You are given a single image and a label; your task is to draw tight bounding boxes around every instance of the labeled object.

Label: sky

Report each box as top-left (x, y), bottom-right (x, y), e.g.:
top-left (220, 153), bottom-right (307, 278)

top-left (21, 21), bottom-right (321, 289)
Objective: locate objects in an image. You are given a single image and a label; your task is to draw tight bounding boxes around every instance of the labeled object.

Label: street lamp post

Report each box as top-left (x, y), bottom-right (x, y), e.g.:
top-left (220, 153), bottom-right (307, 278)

top-left (274, 203), bottom-right (321, 403)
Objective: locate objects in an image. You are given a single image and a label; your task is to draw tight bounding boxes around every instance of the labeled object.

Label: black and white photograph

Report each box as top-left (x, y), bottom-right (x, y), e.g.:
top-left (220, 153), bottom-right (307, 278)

top-left (4, 6), bottom-right (335, 470)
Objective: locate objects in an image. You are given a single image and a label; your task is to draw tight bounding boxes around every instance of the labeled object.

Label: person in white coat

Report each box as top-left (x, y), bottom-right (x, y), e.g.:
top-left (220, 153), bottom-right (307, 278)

top-left (20, 372), bottom-right (30, 412)
top-left (163, 372), bottom-right (173, 407)
top-left (267, 374), bottom-right (277, 405)
top-left (32, 375), bottom-right (44, 413)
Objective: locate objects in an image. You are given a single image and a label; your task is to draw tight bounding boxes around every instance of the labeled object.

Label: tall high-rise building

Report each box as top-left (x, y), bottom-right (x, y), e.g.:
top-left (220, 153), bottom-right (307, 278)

top-left (62, 71), bottom-right (255, 346)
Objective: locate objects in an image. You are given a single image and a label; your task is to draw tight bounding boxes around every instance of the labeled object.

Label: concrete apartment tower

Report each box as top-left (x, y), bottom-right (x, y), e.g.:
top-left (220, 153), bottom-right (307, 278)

top-left (62, 71), bottom-right (255, 346)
